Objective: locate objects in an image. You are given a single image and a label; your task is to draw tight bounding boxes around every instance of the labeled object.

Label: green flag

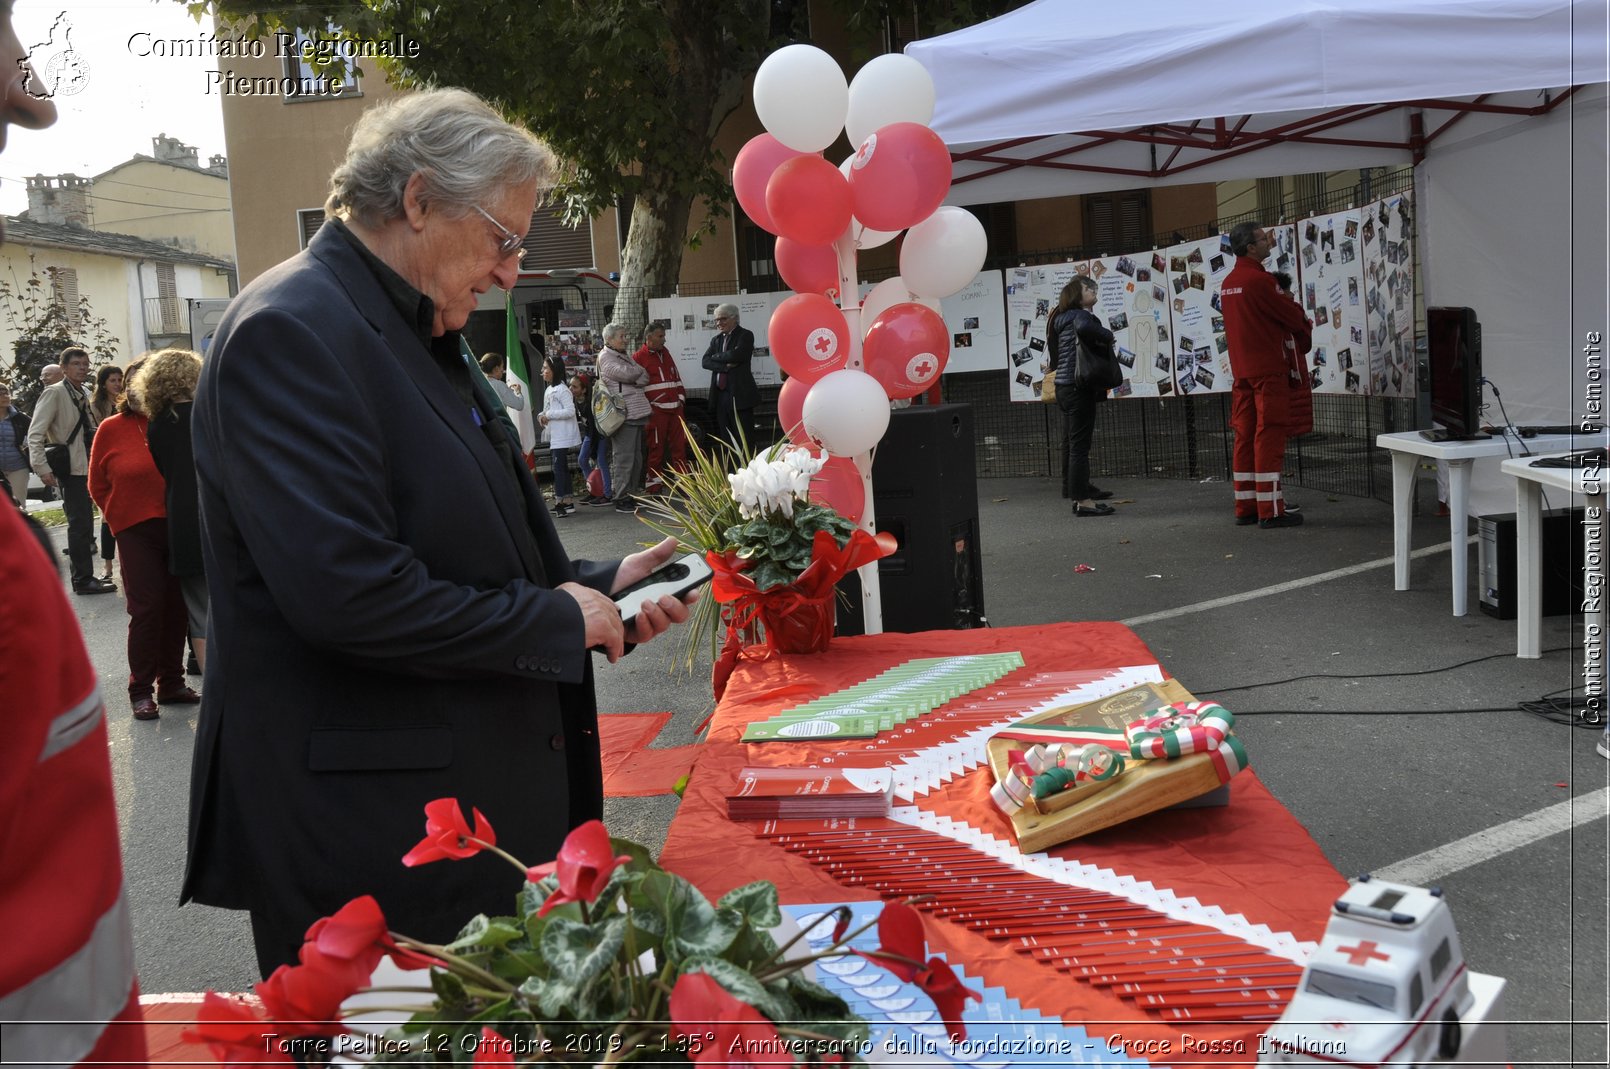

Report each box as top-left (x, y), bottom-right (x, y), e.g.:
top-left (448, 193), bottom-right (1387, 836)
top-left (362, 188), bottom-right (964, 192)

top-left (504, 291), bottom-right (537, 453)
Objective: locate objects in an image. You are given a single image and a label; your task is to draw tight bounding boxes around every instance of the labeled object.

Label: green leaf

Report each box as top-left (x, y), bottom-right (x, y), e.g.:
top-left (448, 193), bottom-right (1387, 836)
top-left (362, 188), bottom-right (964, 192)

top-left (717, 882), bottom-right (782, 930)
top-left (678, 955), bottom-right (798, 1025)
top-left (447, 914), bottom-right (523, 952)
top-left (540, 915), bottom-right (627, 988)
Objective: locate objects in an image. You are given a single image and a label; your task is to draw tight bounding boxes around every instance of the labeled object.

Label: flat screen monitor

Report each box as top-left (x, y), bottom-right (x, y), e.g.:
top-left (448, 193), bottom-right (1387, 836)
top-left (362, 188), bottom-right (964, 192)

top-left (1425, 307), bottom-right (1485, 441)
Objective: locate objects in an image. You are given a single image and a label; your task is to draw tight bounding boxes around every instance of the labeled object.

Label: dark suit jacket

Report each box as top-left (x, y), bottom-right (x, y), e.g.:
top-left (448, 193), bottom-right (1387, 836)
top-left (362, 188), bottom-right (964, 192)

top-left (182, 224), bottom-right (617, 943)
top-left (701, 326), bottom-right (760, 409)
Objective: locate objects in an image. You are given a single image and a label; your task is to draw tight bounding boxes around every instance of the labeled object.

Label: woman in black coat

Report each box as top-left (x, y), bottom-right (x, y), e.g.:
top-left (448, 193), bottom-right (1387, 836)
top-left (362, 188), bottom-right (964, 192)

top-left (139, 348), bottom-right (207, 670)
top-left (1046, 275), bottom-right (1118, 517)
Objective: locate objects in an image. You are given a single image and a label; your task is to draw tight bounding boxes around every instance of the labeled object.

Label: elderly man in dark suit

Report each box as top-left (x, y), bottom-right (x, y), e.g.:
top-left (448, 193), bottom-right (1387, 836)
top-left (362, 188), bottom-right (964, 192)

top-left (701, 302), bottom-right (759, 448)
top-left (182, 88), bottom-right (692, 976)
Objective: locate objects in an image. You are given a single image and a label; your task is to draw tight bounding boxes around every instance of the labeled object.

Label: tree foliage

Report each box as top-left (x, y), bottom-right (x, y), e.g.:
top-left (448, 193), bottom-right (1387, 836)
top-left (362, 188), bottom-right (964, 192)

top-left (0, 255), bottom-right (119, 411)
top-left (185, 1), bottom-right (1024, 321)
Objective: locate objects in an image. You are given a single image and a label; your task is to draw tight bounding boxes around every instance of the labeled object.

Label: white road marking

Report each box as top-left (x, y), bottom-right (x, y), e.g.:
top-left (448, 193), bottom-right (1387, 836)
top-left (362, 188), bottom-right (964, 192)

top-left (1372, 786), bottom-right (1610, 885)
top-left (1120, 539), bottom-right (1469, 627)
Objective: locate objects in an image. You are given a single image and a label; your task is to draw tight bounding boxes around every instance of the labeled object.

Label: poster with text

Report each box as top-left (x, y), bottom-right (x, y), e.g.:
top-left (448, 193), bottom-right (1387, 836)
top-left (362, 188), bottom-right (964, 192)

top-left (1086, 251), bottom-right (1175, 398)
top-left (1163, 235), bottom-right (1235, 396)
top-left (1296, 208), bottom-right (1368, 395)
top-left (939, 270), bottom-right (1009, 374)
top-left (648, 293), bottom-right (786, 389)
top-left (1004, 261), bottom-right (1083, 402)
top-left (1360, 192), bottom-right (1417, 397)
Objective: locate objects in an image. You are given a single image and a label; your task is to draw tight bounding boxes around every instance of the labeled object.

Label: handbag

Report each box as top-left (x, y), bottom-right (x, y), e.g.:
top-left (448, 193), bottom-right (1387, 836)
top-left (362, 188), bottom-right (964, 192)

top-left (1071, 334), bottom-right (1124, 393)
top-left (591, 377), bottom-right (626, 437)
top-left (44, 391), bottom-right (91, 479)
top-left (1039, 326), bottom-right (1058, 402)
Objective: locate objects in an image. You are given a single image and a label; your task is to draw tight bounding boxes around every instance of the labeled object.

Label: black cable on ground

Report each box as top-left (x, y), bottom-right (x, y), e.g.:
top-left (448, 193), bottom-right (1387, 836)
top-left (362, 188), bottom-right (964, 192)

top-left (1194, 646), bottom-right (1574, 696)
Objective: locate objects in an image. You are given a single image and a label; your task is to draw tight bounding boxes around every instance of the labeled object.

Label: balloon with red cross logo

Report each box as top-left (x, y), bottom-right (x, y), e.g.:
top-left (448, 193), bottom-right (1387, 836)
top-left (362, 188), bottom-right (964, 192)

top-left (769, 293), bottom-right (851, 384)
top-left (862, 302), bottom-right (949, 399)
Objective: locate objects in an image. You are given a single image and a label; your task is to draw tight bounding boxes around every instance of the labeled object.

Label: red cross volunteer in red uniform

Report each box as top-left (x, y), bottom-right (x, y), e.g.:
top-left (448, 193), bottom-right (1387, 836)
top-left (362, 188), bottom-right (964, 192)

top-left (0, 9), bottom-right (146, 1065)
top-left (1221, 222), bottom-right (1313, 529)
top-left (632, 324), bottom-right (688, 493)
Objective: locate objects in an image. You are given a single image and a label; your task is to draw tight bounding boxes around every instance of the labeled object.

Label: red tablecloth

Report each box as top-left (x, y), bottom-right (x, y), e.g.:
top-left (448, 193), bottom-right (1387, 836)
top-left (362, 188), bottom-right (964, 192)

top-left (659, 622), bottom-right (1348, 1066)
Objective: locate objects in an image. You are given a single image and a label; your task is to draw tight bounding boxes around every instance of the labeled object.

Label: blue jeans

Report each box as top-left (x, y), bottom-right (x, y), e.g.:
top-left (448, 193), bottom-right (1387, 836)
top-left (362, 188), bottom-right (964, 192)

top-left (578, 435), bottom-right (611, 497)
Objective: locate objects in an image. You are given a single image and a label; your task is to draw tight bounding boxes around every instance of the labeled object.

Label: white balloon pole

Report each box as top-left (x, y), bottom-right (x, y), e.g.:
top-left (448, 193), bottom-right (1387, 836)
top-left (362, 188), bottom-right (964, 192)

top-left (835, 235), bottom-right (883, 635)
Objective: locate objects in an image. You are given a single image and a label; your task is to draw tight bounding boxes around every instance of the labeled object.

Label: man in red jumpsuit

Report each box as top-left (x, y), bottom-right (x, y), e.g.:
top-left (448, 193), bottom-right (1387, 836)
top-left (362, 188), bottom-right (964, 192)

top-left (1221, 223), bottom-right (1313, 528)
top-left (633, 323), bottom-right (688, 494)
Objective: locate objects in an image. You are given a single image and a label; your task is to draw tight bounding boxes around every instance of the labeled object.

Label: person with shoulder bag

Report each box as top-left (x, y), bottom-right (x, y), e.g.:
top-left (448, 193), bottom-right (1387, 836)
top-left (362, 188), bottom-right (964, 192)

top-left (596, 322), bottom-right (651, 513)
top-left (27, 346), bottom-right (115, 592)
top-left (1045, 276), bottom-right (1121, 517)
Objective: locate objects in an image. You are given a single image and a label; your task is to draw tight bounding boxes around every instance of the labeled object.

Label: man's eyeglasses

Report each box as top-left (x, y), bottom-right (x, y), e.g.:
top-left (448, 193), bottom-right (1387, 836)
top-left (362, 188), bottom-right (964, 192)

top-left (474, 204), bottom-right (526, 261)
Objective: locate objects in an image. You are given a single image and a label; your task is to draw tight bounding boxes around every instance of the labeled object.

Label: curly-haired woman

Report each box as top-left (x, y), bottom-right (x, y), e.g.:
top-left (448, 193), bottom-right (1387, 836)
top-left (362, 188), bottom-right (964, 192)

top-left (87, 355), bottom-right (195, 720)
top-left (141, 348), bottom-right (208, 674)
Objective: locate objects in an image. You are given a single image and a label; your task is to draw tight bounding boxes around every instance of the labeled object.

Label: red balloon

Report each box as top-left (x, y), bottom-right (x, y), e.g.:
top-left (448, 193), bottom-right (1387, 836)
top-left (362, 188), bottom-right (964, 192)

top-left (733, 134), bottom-right (810, 235)
top-left (810, 454), bottom-right (866, 524)
top-left (768, 293), bottom-right (851, 384)
top-left (863, 302), bottom-right (949, 399)
top-left (846, 122), bottom-right (952, 232)
top-left (776, 375), bottom-right (811, 443)
top-left (775, 236), bottom-right (841, 298)
top-left (766, 155), bottom-right (854, 246)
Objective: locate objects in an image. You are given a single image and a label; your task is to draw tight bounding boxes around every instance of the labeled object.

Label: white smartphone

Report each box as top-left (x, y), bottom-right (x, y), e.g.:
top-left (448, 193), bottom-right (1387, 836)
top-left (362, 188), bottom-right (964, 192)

top-left (612, 551), bottom-right (713, 626)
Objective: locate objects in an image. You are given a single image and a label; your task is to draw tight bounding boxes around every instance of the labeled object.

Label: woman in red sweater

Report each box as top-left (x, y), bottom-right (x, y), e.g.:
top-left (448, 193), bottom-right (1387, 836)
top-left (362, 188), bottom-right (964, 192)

top-left (87, 357), bottom-right (196, 721)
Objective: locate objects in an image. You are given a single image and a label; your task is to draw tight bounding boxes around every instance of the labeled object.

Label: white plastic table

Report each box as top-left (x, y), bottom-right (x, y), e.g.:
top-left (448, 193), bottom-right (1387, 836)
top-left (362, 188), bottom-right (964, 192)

top-left (1376, 430), bottom-right (1584, 616)
top-left (1499, 452), bottom-right (1606, 662)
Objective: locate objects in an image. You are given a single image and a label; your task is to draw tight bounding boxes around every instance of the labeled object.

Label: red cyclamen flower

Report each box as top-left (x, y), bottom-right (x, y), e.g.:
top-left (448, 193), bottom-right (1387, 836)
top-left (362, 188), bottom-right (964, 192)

top-left (401, 797), bottom-right (496, 867)
top-left (180, 992), bottom-right (293, 1067)
top-left (669, 972), bottom-right (781, 1069)
top-left (525, 819), bottom-right (632, 917)
top-left (852, 900), bottom-right (925, 982)
top-left (474, 1026), bottom-right (516, 1066)
top-left (305, 894), bottom-right (439, 972)
top-left (914, 957), bottom-right (981, 1042)
top-left (254, 952), bottom-right (360, 1038)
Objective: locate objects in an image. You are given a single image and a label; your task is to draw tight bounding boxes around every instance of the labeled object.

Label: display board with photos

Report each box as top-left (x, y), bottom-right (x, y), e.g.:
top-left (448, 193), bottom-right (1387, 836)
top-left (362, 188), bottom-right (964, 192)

top-left (857, 271), bottom-right (1010, 377)
top-left (1091, 250), bottom-right (1176, 399)
top-left (1295, 208), bottom-right (1369, 395)
top-left (1163, 235), bottom-right (1236, 397)
top-left (647, 293), bottom-right (787, 388)
top-left (1004, 262), bottom-right (1083, 402)
top-left (1359, 192), bottom-right (1417, 398)
top-left (938, 270), bottom-right (1009, 375)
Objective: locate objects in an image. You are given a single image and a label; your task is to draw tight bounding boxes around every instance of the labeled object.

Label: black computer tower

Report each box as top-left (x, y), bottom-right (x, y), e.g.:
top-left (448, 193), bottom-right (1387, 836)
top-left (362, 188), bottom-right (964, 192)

top-left (1476, 509), bottom-right (1585, 619)
top-left (837, 404), bottom-right (986, 635)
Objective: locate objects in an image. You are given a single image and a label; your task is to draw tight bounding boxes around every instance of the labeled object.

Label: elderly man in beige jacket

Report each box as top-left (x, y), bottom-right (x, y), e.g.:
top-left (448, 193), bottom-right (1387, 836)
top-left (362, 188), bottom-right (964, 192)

top-left (28, 346), bottom-right (113, 594)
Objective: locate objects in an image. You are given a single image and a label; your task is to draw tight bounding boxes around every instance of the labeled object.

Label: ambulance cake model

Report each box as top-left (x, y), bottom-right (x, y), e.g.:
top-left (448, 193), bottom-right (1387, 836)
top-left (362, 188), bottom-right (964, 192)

top-left (1260, 877), bottom-right (1485, 1066)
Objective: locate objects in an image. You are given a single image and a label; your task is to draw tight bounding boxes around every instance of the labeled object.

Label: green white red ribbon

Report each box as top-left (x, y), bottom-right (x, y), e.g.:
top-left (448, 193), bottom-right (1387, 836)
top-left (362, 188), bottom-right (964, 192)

top-left (988, 700), bottom-right (1245, 818)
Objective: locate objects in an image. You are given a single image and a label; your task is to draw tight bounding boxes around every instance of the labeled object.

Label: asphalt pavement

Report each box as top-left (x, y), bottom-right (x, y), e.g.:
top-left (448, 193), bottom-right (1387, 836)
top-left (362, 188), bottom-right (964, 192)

top-left (51, 471), bottom-right (1607, 1065)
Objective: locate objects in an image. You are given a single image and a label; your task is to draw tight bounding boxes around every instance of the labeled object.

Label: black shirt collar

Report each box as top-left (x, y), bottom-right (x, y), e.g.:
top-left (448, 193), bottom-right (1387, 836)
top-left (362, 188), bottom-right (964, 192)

top-left (327, 216), bottom-right (436, 348)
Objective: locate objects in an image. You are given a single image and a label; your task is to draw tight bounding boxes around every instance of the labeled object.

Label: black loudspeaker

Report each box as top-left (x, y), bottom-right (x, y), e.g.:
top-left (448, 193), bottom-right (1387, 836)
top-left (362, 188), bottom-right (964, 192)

top-left (837, 404), bottom-right (986, 635)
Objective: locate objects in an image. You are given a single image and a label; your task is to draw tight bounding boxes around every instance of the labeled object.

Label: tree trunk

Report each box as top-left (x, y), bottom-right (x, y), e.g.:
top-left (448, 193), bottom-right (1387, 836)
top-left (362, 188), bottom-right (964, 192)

top-left (615, 176), bottom-right (695, 336)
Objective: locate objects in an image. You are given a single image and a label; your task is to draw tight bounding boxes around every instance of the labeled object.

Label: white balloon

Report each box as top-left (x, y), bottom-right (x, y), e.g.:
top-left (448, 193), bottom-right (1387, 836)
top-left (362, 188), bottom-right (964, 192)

top-left (845, 55), bottom-right (936, 150)
top-left (837, 157), bottom-right (900, 249)
top-left (899, 207), bottom-right (988, 299)
top-left (857, 276), bottom-right (941, 338)
top-left (802, 369), bottom-right (891, 457)
top-left (754, 45), bottom-right (849, 153)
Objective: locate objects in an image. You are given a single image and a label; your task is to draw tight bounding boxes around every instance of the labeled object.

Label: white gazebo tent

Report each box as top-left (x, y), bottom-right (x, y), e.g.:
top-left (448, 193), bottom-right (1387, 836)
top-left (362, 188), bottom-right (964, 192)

top-left (907, 0), bottom-right (1608, 513)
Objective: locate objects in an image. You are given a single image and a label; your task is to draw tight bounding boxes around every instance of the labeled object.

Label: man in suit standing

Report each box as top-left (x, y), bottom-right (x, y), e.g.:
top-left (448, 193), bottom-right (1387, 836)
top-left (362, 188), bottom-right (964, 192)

top-left (701, 302), bottom-right (758, 448)
top-left (182, 88), bottom-right (693, 976)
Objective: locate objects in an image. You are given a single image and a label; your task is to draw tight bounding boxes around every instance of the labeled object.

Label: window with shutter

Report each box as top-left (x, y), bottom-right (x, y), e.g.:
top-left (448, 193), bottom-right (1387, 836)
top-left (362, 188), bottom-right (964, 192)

top-left (1256, 177), bottom-right (1285, 216)
top-left (522, 199), bottom-right (594, 271)
top-left (297, 208), bottom-right (326, 249)
top-left (1083, 190), bottom-right (1151, 254)
top-left (156, 263), bottom-right (181, 333)
top-left (1293, 173), bottom-right (1326, 209)
top-left (50, 267), bottom-right (80, 331)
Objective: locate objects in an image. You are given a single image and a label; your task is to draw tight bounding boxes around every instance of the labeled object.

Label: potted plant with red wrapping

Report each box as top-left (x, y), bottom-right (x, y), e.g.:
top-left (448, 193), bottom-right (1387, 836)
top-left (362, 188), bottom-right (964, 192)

top-left (183, 800), bottom-right (976, 1066)
top-left (642, 436), bottom-right (894, 699)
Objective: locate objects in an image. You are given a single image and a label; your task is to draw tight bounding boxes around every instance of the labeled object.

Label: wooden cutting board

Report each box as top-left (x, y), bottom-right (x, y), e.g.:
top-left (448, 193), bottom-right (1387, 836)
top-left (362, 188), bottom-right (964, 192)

top-left (984, 680), bottom-right (1239, 854)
